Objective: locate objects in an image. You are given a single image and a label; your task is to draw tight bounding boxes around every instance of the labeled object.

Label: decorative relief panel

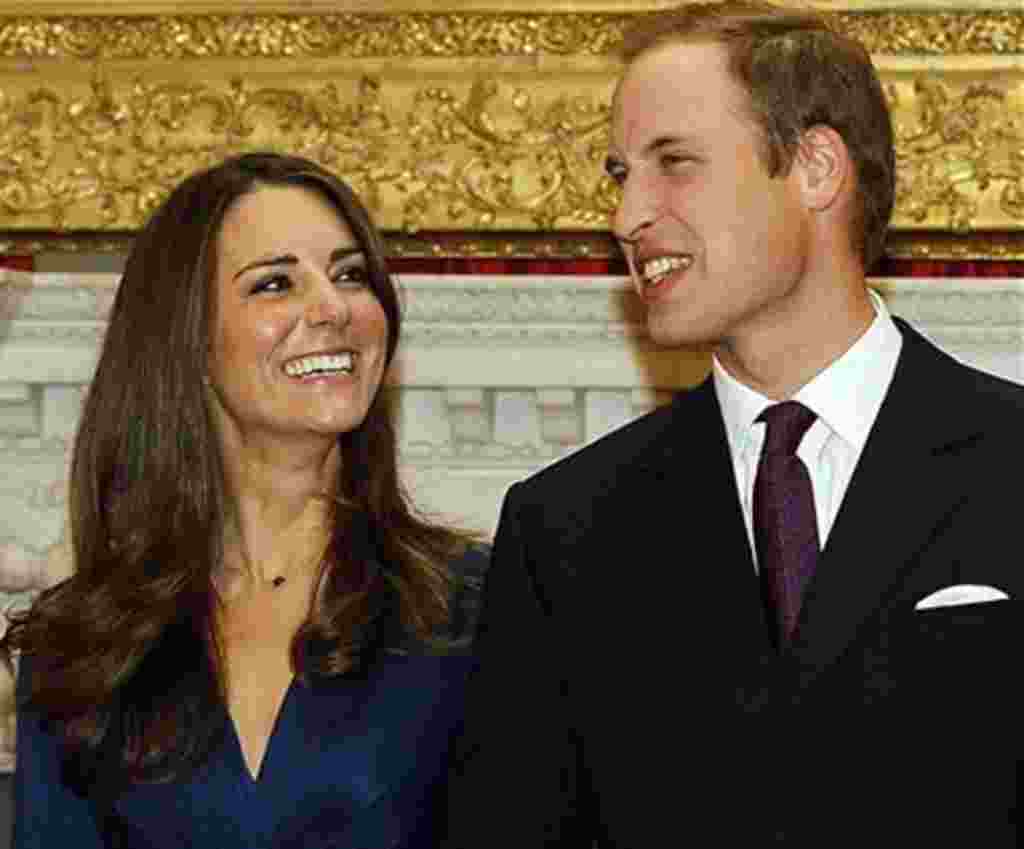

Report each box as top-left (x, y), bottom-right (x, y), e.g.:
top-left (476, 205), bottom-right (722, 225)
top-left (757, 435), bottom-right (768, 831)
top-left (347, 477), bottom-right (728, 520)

top-left (0, 63), bottom-right (618, 233)
top-left (0, 2), bottom-right (1021, 256)
top-left (889, 69), bottom-right (1024, 233)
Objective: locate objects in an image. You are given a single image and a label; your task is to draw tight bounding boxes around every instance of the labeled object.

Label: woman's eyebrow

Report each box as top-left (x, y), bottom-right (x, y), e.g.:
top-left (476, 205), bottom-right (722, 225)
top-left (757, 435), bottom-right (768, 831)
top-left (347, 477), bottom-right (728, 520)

top-left (233, 254), bottom-right (296, 281)
top-left (330, 247), bottom-right (364, 263)
top-left (233, 246), bottom-right (364, 280)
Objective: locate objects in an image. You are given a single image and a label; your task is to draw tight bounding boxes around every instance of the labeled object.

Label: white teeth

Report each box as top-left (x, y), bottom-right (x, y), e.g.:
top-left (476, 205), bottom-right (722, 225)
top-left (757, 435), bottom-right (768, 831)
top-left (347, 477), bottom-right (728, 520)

top-left (641, 255), bottom-right (693, 285)
top-left (284, 352), bottom-right (354, 377)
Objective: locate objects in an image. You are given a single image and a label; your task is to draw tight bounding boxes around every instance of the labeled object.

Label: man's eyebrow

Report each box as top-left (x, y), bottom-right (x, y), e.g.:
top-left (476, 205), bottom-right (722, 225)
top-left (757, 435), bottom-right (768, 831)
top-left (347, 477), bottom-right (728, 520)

top-left (233, 246), bottom-right (364, 280)
top-left (643, 134), bottom-right (696, 155)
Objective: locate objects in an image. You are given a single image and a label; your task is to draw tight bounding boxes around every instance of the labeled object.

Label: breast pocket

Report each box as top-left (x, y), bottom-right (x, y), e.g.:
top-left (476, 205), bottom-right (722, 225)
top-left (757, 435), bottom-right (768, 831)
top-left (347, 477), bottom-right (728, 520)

top-left (895, 598), bottom-right (1020, 721)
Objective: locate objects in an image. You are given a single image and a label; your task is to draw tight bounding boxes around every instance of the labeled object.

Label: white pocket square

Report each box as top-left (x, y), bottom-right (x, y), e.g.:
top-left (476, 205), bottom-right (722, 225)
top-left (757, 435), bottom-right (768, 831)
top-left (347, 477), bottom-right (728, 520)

top-left (914, 584), bottom-right (1010, 610)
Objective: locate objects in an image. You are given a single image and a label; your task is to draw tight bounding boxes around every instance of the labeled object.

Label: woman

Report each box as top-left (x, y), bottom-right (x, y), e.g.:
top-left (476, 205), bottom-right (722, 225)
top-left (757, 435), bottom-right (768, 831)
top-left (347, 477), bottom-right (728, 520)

top-left (2, 152), bottom-right (486, 848)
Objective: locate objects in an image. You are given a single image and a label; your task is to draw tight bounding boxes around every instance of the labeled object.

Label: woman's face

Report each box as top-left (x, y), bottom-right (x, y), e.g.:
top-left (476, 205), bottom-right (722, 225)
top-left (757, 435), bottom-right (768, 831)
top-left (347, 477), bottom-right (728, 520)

top-left (207, 183), bottom-right (390, 454)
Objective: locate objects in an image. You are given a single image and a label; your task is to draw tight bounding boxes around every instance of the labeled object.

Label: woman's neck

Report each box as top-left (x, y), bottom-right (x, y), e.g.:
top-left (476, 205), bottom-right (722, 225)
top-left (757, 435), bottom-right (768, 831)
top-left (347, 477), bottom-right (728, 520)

top-left (217, 447), bottom-right (338, 597)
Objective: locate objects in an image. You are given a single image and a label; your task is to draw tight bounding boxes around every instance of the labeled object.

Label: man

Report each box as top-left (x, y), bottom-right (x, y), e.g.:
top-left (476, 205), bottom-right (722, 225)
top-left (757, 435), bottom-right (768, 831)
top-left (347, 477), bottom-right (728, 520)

top-left (446, 3), bottom-right (1021, 845)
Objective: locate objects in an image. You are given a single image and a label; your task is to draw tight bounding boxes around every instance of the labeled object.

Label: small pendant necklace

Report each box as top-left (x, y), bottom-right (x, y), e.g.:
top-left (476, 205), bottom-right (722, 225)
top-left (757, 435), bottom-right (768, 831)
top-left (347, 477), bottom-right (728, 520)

top-left (265, 535), bottom-right (330, 590)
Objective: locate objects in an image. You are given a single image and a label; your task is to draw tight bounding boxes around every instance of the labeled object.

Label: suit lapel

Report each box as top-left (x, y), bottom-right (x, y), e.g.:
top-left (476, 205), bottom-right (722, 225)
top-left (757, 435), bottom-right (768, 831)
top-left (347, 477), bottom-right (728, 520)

top-left (788, 320), bottom-right (984, 681)
top-left (632, 378), bottom-right (769, 645)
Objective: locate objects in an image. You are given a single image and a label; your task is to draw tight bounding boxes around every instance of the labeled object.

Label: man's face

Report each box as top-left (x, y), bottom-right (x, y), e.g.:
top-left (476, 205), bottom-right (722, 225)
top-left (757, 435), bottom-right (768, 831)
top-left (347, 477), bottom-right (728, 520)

top-left (608, 40), bottom-right (813, 354)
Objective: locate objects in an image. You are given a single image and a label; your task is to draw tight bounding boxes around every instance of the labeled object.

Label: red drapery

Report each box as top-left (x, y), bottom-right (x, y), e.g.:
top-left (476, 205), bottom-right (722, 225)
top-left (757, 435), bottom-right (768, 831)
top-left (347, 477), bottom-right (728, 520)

top-left (388, 257), bottom-right (1024, 277)
top-left (0, 255), bottom-right (33, 271)
top-left (3, 254), bottom-right (1023, 278)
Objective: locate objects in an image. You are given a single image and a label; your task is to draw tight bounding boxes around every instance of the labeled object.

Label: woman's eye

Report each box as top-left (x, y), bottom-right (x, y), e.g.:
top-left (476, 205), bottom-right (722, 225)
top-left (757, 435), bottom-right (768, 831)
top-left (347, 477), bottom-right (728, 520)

top-left (331, 265), bottom-right (369, 285)
top-left (251, 274), bottom-right (291, 294)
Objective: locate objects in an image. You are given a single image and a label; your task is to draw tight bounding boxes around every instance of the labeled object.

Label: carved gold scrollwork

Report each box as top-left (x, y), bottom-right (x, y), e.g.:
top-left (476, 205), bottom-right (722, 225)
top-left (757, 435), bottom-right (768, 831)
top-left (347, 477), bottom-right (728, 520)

top-left (837, 11), bottom-right (1024, 55)
top-left (891, 76), bottom-right (1024, 232)
top-left (0, 5), bottom-right (1021, 256)
top-left (2, 66), bottom-right (1022, 236)
top-left (0, 67), bottom-right (619, 232)
top-left (427, 79), bottom-right (615, 230)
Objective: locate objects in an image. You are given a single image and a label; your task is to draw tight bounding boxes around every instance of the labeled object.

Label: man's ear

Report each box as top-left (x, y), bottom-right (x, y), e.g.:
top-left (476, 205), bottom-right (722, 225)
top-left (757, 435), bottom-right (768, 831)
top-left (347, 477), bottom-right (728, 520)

top-left (794, 124), bottom-right (849, 211)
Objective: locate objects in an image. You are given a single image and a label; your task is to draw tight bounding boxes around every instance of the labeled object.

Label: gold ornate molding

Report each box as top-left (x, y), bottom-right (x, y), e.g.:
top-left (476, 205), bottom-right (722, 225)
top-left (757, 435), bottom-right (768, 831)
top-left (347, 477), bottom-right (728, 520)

top-left (0, 2), bottom-right (1021, 257)
top-left (1, 9), bottom-right (1021, 59)
top-left (2, 13), bottom-right (632, 60)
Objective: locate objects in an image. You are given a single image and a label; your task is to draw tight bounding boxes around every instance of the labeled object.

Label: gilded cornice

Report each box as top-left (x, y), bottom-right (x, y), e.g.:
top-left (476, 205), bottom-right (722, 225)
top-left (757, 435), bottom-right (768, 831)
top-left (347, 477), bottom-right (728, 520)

top-left (0, 2), bottom-right (1021, 256)
top-left (0, 10), bottom-right (1021, 59)
top-left (3, 13), bottom-right (631, 59)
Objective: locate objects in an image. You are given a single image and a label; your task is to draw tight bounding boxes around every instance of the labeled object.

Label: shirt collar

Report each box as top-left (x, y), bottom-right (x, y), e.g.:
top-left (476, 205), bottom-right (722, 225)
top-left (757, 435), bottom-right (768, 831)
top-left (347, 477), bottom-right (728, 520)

top-left (713, 289), bottom-right (902, 458)
top-left (714, 349), bottom-right (769, 466)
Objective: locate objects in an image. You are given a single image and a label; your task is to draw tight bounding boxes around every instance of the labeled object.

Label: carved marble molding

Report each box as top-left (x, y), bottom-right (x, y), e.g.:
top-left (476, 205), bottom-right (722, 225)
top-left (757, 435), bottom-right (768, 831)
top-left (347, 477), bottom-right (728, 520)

top-left (0, 1), bottom-right (1021, 255)
top-left (3, 268), bottom-right (1024, 463)
top-left (4, 268), bottom-right (1024, 367)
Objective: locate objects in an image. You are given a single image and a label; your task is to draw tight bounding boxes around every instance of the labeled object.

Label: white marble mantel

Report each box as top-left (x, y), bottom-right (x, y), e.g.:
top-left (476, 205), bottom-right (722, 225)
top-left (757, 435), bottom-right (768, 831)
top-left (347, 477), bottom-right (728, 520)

top-left (2, 269), bottom-right (1024, 768)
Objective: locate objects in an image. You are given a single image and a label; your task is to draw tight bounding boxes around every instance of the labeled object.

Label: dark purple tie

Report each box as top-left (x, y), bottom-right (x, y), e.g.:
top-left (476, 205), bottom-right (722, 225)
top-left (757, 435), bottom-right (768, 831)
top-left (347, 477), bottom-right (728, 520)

top-left (753, 401), bottom-right (820, 648)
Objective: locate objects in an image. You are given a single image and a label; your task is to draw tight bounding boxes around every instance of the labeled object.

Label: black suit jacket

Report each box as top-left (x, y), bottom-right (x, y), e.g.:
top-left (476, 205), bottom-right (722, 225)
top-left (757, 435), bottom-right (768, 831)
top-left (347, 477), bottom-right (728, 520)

top-left (447, 319), bottom-right (1022, 847)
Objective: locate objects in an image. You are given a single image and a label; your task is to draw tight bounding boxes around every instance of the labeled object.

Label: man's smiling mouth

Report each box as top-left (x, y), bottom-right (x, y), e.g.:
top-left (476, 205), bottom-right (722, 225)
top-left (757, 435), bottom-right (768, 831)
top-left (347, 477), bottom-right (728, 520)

top-left (641, 255), bottom-right (693, 287)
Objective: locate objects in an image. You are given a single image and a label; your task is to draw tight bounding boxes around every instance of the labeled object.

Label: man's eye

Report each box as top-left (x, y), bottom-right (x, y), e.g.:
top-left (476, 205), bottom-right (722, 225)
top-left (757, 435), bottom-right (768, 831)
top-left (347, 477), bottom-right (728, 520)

top-left (604, 158), bottom-right (627, 186)
top-left (660, 153), bottom-right (692, 170)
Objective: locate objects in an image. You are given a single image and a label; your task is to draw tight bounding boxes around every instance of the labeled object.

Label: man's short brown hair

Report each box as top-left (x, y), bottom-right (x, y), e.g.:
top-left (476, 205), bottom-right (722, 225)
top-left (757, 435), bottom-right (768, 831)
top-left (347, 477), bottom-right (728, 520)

top-left (622, 1), bottom-right (895, 270)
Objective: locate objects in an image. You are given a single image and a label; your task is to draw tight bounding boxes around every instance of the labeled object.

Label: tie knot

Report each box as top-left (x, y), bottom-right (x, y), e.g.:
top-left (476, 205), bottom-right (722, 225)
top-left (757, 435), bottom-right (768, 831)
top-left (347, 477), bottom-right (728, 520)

top-left (757, 401), bottom-right (817, 456)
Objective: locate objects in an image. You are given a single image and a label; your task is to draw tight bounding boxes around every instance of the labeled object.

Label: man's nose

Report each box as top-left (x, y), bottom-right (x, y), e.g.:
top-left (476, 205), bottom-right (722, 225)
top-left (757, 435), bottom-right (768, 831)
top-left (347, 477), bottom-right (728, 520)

top-left (611, 172), bottom-right (657, 246)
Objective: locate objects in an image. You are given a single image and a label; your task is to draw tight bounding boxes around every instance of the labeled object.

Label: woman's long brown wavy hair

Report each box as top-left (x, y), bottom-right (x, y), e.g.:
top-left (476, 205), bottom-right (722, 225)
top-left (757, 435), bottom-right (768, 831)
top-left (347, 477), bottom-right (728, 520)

top-left (1, 152), bottom-right (472, 790)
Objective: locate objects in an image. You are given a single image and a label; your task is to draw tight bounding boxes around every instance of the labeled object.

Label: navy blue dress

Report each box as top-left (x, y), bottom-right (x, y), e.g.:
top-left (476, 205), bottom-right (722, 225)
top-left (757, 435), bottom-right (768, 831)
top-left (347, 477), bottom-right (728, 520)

top-left (13, 547), bottom-right (487, 849)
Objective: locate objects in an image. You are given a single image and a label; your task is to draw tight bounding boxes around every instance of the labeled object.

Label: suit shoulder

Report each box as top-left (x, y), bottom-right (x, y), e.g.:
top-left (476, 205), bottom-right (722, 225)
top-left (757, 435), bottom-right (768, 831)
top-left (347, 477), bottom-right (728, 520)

top-left (899, 317), bottom-right (1024, 422)
top-left (942, 351), bottom-right (1024, 418)
top-left (512, 393), bottom-right (685, 497)
top-left (964, 364), bottom-right (1024, 409)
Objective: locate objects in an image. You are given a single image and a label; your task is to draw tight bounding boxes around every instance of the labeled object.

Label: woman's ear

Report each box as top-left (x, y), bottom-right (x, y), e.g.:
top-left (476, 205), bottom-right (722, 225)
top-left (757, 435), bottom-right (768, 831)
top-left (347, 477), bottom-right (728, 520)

top-left (795, 124), bottom-right (850, 212)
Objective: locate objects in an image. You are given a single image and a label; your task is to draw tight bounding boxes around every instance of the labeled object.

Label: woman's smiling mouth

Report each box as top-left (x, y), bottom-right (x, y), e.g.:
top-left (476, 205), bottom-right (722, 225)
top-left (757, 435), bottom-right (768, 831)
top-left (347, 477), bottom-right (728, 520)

top-left (283, 351), bottom-right (356, 378)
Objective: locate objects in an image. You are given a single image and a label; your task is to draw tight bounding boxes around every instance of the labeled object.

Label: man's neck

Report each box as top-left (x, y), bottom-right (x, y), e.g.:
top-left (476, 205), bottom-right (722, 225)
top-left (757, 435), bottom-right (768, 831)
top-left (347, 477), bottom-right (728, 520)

top-left (715, 284), bottom-right (876, 400)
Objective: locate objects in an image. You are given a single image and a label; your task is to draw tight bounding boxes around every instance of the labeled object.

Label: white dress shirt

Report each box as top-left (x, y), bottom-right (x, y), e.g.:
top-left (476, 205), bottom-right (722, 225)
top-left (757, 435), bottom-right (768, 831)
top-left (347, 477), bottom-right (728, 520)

top-left (713, 290), bottom-right (903, 569)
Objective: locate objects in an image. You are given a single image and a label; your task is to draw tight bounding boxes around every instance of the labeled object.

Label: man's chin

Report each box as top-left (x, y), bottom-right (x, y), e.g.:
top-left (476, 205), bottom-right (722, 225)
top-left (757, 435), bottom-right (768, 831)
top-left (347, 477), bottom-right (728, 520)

top-left (646, 317), bottom-right (715, 352)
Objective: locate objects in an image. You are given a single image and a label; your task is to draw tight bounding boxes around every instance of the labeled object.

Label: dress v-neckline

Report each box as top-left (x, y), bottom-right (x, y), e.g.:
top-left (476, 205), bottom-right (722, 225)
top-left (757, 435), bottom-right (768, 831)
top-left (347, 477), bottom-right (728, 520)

top-left (228, 676), bottom-right (298, 785)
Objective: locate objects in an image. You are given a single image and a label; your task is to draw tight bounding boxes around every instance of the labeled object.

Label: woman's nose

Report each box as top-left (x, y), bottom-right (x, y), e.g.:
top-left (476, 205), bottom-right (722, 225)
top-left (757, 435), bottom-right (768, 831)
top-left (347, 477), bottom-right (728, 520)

top-left (305, 281), bottom-right (351, 329)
